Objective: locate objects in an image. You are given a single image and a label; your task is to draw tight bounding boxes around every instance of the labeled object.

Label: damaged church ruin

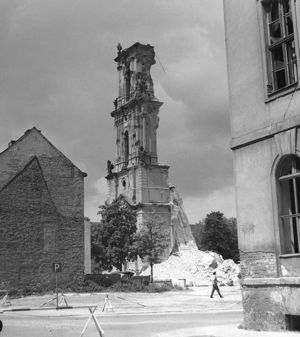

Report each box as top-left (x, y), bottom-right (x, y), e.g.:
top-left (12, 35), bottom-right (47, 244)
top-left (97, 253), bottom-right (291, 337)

top-left (224, 0), bottom-right (300, 331)
top-left (106, 42), bottom-right (195, 254)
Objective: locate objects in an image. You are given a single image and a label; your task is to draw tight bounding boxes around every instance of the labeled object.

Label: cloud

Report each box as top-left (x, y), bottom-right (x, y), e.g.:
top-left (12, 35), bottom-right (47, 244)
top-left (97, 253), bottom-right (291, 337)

top-left (85, 176), bottom-right (107, 221)
top-left (0, 0), bottom-right (235, 222)
top-left (156, 75), bottom-right (233, 199)
top-left (183, 186), bottom-right (236, 223)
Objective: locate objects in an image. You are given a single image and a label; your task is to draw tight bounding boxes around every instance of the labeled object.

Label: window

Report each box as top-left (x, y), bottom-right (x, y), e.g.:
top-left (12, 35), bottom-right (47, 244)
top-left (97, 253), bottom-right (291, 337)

top-left (277, 155), bottom-right (300, 254)
top-left (264, 0), bottom-right (297, 94)
top-left (286, 315), bottom-right (300, 331)
top-left (124, 64), bottom-right (131, 101)
top-left (124, 131), bottom-right (129, 165)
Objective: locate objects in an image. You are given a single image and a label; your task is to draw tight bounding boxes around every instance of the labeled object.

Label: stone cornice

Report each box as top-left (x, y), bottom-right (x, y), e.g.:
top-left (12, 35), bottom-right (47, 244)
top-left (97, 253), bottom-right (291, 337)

top-left (231, 115), bottom-right (300, 150)
top-left (136, 202), bottom-right (171, 208)
top-left (111, 98), bottom-right (163, 118)
top-left (242, 277), bottom-right (300, 287)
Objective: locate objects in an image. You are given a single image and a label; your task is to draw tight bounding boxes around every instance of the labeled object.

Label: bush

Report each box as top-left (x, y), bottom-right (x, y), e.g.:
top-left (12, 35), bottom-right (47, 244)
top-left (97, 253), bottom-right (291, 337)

top-left (109, 280), bottom-right (146, 292)
top-left (7, 280), bottom-right (51, 298)
top-left (108, 279), bottom-right (176, 293)
top-left (75, 279), bottom-right (105, 293)
top-left (84, 273), bottom-right (121, 288)
top-left (147, 282), bottom-right (174, 293)
top-left (6, 274), bottom-right (181, 298)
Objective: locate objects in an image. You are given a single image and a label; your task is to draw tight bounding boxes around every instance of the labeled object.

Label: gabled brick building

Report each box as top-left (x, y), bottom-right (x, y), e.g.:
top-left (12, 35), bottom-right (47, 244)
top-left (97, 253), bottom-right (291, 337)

top-left (0, 127), bottom-right (87, 289)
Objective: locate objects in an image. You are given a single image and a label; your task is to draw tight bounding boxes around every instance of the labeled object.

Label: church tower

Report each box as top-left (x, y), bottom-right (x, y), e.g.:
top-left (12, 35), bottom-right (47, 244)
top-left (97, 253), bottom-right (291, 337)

top-left (106, 42), bottom-right (171, 234)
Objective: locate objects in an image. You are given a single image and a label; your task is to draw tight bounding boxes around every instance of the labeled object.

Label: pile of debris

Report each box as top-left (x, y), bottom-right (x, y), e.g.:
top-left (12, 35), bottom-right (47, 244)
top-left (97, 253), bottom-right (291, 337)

top-left (139, 187), bottom-right (239, 287)
top-left (141, 248), bottom-right (240, 287)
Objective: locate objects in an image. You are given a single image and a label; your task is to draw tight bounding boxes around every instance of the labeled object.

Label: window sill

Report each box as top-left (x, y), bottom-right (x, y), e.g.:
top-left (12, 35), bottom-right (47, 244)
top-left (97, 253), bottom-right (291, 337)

top-left (279, 253), bottom-right (300, 258)
top-left (265, 83), bottom-right (299, 103)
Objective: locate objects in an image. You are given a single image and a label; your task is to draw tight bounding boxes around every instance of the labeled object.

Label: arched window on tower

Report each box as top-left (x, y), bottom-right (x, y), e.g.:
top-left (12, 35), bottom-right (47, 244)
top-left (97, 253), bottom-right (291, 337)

top-left (125, 66), bottom-right (131, 101)
top-left (124, 131), bottom-right (129, 166)
top-left (277, 155), bottom-right (300, 254)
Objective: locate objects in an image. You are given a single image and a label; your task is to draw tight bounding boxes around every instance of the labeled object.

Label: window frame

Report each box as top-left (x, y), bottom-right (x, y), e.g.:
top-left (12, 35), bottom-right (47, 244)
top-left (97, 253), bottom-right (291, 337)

top-left (258, 0), bottom-right (300, 101)
top-left (124, 130), bottom-right (129, 166)
top-left (277, 155), bottom-right (300, 255)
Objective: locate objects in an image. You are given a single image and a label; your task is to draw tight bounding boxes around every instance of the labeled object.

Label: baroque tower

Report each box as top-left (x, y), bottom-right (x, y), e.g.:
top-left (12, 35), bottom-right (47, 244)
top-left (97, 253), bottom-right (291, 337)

top-left (106, 43), bottom-right (171, 236)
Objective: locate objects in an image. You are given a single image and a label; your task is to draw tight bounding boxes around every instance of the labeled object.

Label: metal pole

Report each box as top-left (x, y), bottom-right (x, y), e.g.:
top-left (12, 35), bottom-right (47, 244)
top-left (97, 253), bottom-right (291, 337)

top-left (55, 273), bottom-right (58, 308)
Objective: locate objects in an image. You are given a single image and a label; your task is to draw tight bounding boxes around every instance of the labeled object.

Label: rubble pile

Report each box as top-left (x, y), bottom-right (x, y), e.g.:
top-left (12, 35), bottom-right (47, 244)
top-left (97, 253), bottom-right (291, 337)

top-left (141, 248), bottom-right (240, 287)
top-left (140, 187), bottom-right (239, 287)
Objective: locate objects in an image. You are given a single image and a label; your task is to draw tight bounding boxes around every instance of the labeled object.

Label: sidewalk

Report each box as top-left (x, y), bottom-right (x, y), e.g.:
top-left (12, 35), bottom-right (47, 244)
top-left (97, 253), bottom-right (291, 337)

top-left (1, 286), bottom-right (242, 316)
top-left (153, 325), bottom-right (300, 337)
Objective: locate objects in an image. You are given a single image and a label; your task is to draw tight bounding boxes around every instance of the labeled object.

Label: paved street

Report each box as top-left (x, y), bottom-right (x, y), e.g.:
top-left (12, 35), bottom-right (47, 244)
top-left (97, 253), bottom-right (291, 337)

top-left (0, 286), bottom-right (242, 336)
top-left (1, 287), bottom-right (299, 337)
top-left (0, 311), bottom-right (242, 337)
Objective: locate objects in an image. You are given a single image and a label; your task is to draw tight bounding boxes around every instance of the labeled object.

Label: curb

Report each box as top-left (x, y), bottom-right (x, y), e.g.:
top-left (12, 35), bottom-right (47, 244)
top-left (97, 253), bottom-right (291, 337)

top-left (0, 307), bottom-right (243, 317)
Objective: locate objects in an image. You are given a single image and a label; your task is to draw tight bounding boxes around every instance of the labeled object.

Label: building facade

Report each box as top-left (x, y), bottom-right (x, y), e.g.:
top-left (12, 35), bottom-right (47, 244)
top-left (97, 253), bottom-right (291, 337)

top-left (224, 0), bottom-right (300, 331)
top-left (106, 43), bottom-right (172, 248)
top-left (0, 127), bottom-right (88, 290)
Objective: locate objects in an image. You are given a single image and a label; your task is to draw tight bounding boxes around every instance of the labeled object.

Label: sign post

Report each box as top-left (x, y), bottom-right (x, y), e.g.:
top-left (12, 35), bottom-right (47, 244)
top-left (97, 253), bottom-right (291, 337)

top-left (56, 273), bottom-right (58, 308)
top-left (52, 263), bottom-right (62, 308)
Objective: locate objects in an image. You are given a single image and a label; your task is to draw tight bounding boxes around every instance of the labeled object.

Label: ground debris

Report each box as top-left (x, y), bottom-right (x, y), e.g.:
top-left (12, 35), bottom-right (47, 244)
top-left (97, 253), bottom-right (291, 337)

top-left (141, 248), bottom-right (239, 287)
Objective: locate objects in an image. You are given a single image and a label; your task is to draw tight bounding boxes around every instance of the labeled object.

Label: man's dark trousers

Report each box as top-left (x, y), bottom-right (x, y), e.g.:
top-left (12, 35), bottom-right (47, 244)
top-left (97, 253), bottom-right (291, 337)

top-left (210, 284), bottom-right (223, 298)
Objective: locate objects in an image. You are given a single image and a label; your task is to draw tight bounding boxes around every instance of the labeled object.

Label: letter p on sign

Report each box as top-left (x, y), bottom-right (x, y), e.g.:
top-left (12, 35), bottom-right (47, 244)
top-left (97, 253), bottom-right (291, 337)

top-left (52, 263), bottom-right (62, 273)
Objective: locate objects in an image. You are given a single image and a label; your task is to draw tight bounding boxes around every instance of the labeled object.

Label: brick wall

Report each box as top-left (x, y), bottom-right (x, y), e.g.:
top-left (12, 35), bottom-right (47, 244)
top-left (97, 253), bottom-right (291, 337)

top-left (0, 128), bottom-right (85, 218)
top-left (240, 251), bottom-right (277, 278)
top-left (0, 135), bottom-right (85, 290)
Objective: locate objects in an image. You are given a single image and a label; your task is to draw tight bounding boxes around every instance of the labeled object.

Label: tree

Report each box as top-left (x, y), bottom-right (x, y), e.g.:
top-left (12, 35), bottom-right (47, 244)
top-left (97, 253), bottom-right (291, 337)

top-left (92, 196), bottom-right (137, 271)
top-left (191, 220), bottom-right (205, 251)
top-left (135, 219), bottom-right (169, 282)
top-left (200, 211), bottom-right (239, 262)
top-left (226, 217), bottom-right (239, 263)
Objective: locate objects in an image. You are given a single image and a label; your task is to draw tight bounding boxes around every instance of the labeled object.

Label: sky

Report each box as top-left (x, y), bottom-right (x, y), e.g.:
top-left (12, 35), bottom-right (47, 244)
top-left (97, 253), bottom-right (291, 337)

top-left (0, 0), bottom-right (235, 223)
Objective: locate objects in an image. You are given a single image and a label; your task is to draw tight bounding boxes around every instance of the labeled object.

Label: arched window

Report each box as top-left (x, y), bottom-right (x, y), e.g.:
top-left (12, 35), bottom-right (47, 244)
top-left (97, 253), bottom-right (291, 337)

top-left (277, 155), bottom-right (300, 254)
top-left (124, 131), bottom-right (129, 165)
top-left (125, 67), bottom-right (131, 101)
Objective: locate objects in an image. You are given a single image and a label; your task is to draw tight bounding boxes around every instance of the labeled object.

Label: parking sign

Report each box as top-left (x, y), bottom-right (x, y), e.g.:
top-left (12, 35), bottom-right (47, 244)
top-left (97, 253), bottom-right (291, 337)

top-left (52, 263), bottom-right (62, 273)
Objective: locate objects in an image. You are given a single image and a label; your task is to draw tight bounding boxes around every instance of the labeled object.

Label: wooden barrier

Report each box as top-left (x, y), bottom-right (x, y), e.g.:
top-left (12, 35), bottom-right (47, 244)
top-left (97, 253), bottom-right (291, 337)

top-left (0, 305), bottom-right (104, 337)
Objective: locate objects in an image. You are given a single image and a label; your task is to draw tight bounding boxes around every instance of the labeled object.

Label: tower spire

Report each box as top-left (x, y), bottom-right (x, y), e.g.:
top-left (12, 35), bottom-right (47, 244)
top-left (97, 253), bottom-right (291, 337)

top-left (110, 43), bottom-right (163, 172)
top-left (106, 43), bottom-right (171, 242)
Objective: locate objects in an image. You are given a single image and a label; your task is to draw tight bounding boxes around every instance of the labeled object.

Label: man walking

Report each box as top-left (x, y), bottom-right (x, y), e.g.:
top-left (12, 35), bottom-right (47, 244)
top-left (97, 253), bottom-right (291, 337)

top-left (210, 271), bottom-right (223, 298)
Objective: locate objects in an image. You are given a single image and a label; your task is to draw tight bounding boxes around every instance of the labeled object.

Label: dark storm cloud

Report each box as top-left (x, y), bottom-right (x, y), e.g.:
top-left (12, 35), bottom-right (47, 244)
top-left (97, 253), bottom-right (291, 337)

top-left (0, 0), bottom-right (235, 221)
top-left (156, 18), bottom-right (232, 200)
